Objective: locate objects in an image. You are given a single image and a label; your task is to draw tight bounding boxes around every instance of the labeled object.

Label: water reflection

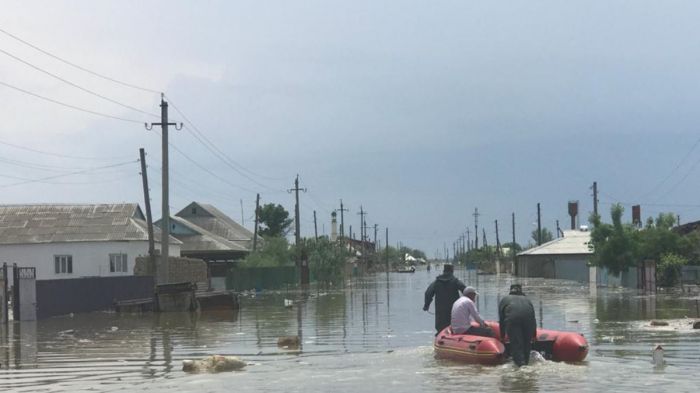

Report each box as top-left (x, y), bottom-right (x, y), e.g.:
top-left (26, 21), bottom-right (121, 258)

top-left (0, 270), bottom-right (699, 392)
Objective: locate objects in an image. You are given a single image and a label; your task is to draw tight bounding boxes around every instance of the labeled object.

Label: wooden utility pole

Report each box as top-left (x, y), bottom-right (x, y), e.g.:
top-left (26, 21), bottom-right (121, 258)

top-left (138, 148), bottom-right (155, 259)
top-left (338, 199), bottom-right (349, 239)
top-left (253, 193), bottom-right (260, 251)
top-left (313, 210), bottom-right (318, 240)
top-left (466, 229), bottom-right (471, 252)
top-left (288, 175), bottom-right (307, 283)
top-left (537, 202), bottom-right (542, 246)
top-left (145, 94), bottom-right (181, 285)
top-left (482, 228), bottom-right (487, 248)
top-left (511, 212), bottom-right (516, 258)
top-left (473, 208), bottom-right (480, 249)
top-left (373, 224), bottom-right (378, 251)
top-left (592, 181), bottom-right (599, 217)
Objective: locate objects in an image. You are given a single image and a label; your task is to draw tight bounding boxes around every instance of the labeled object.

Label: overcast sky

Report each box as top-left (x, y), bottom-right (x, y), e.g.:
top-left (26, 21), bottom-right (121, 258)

top-left (2, 1), bottom-right (700, 256)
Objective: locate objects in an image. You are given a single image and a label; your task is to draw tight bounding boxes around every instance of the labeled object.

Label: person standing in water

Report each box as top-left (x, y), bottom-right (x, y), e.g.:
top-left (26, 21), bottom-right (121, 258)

top-left (498, 284), bottom-right (537, 367)
top-left (423, 264), bottom-right (466, 334)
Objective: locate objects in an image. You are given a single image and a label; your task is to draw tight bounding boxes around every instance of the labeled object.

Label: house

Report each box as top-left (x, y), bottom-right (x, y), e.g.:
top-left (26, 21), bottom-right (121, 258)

top-left (158, 202), bottom-right (260, 289)
top-left (0, 203), bottom-right (181, 281)
top-left (516, 229), bottom-right (592, 282)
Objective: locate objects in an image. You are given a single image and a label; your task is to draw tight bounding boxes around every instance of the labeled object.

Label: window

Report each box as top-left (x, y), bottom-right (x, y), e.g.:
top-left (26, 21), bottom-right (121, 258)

top-left (54, 255), bottom-right (73, 274)
top-left (109, 253), bottom-right (128, 273)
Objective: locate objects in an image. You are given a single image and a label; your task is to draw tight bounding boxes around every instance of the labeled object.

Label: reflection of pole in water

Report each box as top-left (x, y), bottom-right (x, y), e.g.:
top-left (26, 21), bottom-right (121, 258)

top-left (162, 330), bottom-right (173, 374)
top-left (296, 300), bottom-right (303, 351)
top-left (539, 299), bottom-right (543, 328)
top-left (385, 272), bottom-right (391, 334)
top-left (12, 321), bottom-right (20, 369)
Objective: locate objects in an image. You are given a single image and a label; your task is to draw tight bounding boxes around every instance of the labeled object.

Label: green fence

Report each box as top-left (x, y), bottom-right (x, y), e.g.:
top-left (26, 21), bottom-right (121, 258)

top-left (226, 266), bottom-right (299, 291)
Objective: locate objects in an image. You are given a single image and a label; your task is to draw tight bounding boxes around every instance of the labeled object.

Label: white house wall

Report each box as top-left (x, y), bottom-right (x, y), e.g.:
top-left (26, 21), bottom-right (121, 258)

top-left (0, 241), bottom-right (181, 280)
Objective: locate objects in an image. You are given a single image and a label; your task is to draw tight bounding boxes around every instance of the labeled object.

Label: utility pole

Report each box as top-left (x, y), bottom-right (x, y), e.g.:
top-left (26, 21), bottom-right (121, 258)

top-left (253, 193), bottom-right (260, 251)
top-left (537, 202), bottom-right (542, 246)
top-left (338, 199), bottom-right (349, 239)
top-left (373, 224), bottom-right (378, 252)
top-left (592, 181), bottom-right (599, 217)
top-left (358, 206), bottom-right (368, 266)
top-left (240, 199), bottom-right (245, 226)
top-left (482, 228), bottom-right (488, 248)
top-left (288, 175), bottom-right (307, 283)
top-left (313, 210), bottom-right (318, 240)
top-left (138, 148), bottom-right (155, 260)
top-left (473, 208), bottom-right (480, 250)
top-left (145, 94), bottom-right (181, 285)
top-left (495, 219), bottom-right (501, 257)
top-left (385, 227), bottom-right (389, 270)
top-left (511, 212), bottom-right (516, 259)
top-left (556, 219), bottom-right (561, 238)
top-left (466, 229), bottom-right (471, 252)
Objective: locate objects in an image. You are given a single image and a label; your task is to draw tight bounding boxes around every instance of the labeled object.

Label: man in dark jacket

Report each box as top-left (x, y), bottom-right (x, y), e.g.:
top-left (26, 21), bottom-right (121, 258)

top-left (498, 284), bottom-right (537, 367)
top-left (423, 264), bottom-right (466, 334)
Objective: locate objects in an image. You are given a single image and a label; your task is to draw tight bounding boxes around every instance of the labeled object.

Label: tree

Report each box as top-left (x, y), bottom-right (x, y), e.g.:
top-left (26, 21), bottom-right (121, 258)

top-left (530, 228), bottom-right (554, 245)
top-left (588, 204), bottom-right (639, 275)
top-left (257, 203), bottom-right (293, 237)
top-left (243, 236), bottom-right (292, 267)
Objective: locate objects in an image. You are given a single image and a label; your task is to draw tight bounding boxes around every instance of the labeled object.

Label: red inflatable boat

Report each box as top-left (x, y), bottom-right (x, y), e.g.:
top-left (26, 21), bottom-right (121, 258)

top-left (433, 327), bottom-right (506, 365)
top-left (434, 321), bottom-right (589, 364)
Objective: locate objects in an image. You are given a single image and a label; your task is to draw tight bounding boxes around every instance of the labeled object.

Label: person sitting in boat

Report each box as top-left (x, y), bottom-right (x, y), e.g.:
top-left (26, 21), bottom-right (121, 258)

top-left (423, 264), bottom-right (466, 334)
top-left (450, 287), bottom-right (493, 337)
top-left (498, 284), bottom-right (537, 367)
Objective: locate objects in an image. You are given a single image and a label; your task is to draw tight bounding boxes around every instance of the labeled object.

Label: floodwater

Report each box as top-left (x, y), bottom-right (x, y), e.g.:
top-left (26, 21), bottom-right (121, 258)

top-left (1, 268), bottom-right (700, 393)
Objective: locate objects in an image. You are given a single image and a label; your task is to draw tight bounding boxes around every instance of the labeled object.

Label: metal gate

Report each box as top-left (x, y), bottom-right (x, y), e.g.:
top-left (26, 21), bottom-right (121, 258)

top-left (13, 266), bottom-right (36, 321)
top-left (1, 263), bottom-right (7, 324)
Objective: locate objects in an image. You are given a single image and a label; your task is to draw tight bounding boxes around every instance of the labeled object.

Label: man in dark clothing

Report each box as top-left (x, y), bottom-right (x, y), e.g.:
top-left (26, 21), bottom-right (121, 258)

top-left (498, 284), bottom-right (537, 367)
top-left (423, 264), bottom-right (466, 334)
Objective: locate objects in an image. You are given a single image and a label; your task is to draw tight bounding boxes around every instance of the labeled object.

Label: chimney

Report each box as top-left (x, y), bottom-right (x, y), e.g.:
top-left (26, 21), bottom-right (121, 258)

top-left (331, 211), bottom-right (338, 242)
top-left (632, 205), bottom-right (641, 227)
top-left (568, 201), bottom-right (579, 230)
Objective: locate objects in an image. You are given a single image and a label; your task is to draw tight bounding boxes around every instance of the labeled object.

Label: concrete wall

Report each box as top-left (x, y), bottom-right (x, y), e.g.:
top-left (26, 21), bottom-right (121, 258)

top-left (517, 254), bottom-right (590, 283)
top-left (0, 241), bottom-right (181, 281)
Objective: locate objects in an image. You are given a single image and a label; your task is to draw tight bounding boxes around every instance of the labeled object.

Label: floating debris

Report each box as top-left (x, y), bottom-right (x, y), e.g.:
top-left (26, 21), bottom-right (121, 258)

top-left (650, 320), bottom-right (669, 326)
top-left (182, 355), bottom-right (246, 373)
top-left (277, 335), bottom-right (300, 349)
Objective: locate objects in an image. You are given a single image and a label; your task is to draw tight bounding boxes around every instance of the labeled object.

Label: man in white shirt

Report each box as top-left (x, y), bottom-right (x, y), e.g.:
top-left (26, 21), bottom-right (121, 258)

top-left (450, 286), bottom-right (493, 337)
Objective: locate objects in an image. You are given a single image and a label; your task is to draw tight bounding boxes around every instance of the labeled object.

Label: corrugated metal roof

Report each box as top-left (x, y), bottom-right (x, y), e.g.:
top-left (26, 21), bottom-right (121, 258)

top-left (517, 230), bottom-right (592, 256)
top-left (0, 204), bottom-right (181, 245)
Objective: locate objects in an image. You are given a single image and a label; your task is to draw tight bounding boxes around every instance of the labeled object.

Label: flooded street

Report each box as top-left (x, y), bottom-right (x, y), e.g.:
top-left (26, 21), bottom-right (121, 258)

top-left (2, 268), bottom-right (700, 392)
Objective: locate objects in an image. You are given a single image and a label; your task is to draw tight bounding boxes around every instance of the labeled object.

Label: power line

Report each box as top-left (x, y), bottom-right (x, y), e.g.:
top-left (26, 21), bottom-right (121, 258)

top-left (165, 95), bottom-right (286, 185)
top-left (0, 26), bottom-right (160, 94)
top-left (0, 47), bottom-right (158, 118)
top-left (0, 171), bottom-right (138, 185)
top-left (0, 80), bottom-right (143, 123)
top-left (643, 136), bottom-right (700, 198)
top-left (0, 139), bottom-right (133, 160)
top-left (0, 159), bottom-right (137, 188)
top-left (152, 130), bottom-right (258, 195)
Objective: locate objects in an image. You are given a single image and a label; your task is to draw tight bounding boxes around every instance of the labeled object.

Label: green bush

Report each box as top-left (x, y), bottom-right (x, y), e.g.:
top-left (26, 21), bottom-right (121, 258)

top-left (657, 253), bottom-right (686, 287)
top-left (242, 236), bottom-right (293, 267)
